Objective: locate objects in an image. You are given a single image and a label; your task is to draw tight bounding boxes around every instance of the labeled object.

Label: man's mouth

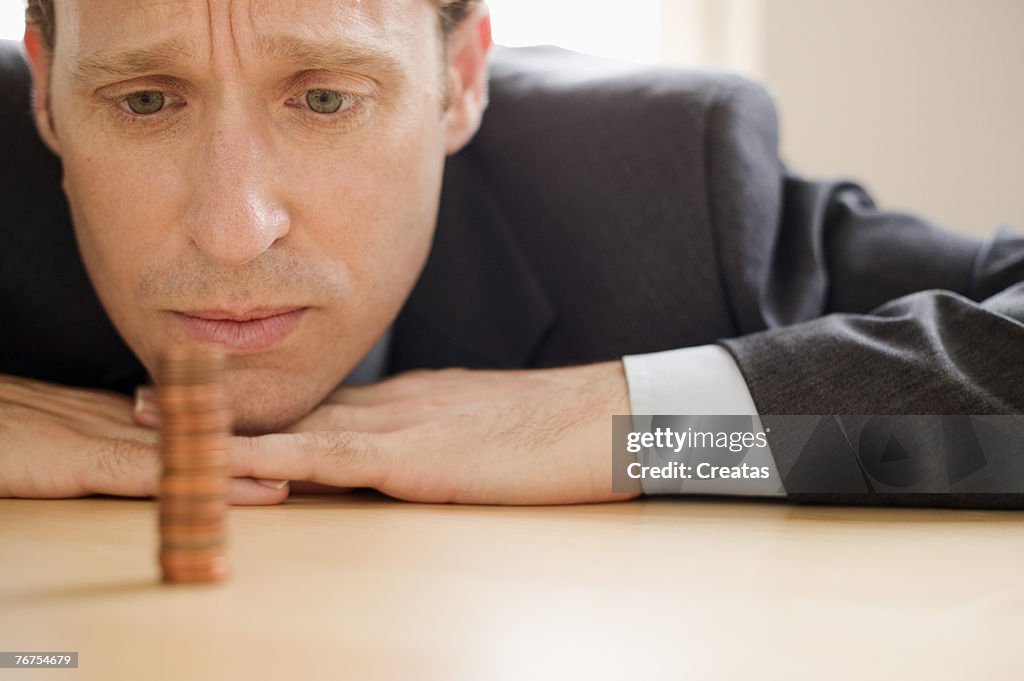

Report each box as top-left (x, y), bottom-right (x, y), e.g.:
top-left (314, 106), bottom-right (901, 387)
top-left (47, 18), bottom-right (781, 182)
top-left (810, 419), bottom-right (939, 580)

top-left (171, 307), bottom-right (307, 352)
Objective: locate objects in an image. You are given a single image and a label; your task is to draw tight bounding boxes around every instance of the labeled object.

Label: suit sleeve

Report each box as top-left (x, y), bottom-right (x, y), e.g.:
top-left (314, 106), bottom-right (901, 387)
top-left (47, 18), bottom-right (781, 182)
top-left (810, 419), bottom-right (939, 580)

top-left (701, 83), bottom-right (1024, 508)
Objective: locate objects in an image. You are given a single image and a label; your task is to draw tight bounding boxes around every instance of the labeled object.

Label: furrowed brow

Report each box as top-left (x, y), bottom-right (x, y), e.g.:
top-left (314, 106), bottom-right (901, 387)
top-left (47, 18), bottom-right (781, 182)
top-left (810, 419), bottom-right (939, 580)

top-left (70, 34), bottom-right (404, 86)
top-left (252, 34), bottom-right (404, 80)
top-left (71, 38), bottom-right (198, 84)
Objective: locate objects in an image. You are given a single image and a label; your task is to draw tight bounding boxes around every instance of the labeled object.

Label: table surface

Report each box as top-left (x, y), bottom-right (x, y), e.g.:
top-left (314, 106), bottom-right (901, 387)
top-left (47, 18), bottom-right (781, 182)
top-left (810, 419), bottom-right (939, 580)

top-left (2, 493), bottom-right (1023, 681)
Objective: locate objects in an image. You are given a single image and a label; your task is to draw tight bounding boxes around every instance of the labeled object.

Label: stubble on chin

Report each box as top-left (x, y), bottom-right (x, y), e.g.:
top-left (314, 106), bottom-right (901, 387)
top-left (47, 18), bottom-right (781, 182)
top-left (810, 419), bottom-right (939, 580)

top-left (225, 371), bottom-right (337, 435)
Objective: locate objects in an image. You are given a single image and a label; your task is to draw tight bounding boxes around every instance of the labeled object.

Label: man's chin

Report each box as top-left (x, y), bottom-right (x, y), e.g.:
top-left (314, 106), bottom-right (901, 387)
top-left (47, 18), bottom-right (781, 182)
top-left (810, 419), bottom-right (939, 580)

top-left (234, 399), bottom-right (317, 436)
top-left (223, 371), bottom-right (336, 435)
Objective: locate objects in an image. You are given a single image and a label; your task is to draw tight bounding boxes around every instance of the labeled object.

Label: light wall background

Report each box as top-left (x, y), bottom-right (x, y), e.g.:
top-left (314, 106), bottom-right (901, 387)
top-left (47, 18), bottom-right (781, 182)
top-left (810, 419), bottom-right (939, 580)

top-left (4, 2), bottom-right (1020, 237)
top-left (757, 0), bottom-right (1023, 237)
top-left (495, 0), bottom-right (1024, 238)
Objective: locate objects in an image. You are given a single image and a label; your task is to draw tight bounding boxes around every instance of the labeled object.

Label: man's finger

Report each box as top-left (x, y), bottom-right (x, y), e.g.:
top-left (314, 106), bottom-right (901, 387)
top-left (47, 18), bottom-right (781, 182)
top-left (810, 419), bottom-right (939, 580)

top-left (133, 386), bottom-right (160, 429)
top-left (228, 477), bottom-right (290, 505)
top-left (86, 437), bottom-right (293, 504)
top-left (288, 481), bottom-right (354, 494)
top-left (229, 432), bottom-right (388, 489)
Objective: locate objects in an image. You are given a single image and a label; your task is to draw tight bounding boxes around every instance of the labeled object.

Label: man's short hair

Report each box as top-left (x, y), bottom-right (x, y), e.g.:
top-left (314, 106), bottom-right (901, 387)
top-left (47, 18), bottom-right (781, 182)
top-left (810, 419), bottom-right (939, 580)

top-left (25, 0), bottom-right (480, 52)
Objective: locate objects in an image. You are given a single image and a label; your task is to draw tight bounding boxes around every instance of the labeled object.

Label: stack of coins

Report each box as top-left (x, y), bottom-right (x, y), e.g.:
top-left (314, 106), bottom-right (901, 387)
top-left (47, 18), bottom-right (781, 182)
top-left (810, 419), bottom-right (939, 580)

top-left (157, 345), bottom-right (232, 584)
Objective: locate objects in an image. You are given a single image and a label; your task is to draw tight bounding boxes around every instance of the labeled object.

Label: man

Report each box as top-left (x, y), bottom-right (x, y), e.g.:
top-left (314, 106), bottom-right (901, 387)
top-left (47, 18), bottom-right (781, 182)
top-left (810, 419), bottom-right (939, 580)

top-left (1, 1), bottom-right (1022, 507)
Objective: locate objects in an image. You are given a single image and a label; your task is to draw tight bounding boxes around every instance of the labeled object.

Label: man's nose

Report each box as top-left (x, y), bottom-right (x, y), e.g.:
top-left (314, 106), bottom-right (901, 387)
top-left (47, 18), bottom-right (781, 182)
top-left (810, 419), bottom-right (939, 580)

top-left (183, 126), bottom-right (290, 267)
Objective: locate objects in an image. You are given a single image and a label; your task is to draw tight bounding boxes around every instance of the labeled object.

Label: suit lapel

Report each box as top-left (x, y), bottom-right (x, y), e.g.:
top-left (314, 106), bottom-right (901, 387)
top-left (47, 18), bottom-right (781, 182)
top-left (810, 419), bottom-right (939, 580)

top-left (389, 152), bottom-right (557, 372)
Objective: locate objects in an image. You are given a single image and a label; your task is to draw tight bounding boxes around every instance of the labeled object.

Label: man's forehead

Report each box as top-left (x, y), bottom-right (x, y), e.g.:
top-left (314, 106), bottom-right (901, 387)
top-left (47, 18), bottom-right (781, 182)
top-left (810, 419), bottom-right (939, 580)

top-left (60, 0), bottom-right (429, 61)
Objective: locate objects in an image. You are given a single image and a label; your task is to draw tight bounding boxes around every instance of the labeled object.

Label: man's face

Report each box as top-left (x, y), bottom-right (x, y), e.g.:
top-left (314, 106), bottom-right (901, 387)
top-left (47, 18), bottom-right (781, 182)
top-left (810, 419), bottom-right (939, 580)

top-left (39, 0), bottom-right (457, 432)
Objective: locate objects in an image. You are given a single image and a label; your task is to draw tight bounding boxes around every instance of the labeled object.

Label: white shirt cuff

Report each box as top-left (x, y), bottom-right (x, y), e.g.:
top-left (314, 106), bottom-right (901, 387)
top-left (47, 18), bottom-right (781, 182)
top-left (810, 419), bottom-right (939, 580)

top-left (622, 344), bottom-right (787, 498)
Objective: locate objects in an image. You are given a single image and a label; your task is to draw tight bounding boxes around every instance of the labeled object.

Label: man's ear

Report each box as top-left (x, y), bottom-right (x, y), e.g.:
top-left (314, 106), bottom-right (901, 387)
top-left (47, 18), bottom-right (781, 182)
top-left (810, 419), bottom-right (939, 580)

top-left (443, 3), bottom-right (492, 155)
top-left (23, 23), bottom-right (61, 156)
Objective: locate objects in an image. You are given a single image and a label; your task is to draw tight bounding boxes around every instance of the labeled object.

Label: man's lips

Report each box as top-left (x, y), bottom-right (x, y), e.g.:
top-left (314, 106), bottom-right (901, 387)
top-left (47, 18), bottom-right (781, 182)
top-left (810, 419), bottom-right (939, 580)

top-left (171, 308), bottom-right (307, 352)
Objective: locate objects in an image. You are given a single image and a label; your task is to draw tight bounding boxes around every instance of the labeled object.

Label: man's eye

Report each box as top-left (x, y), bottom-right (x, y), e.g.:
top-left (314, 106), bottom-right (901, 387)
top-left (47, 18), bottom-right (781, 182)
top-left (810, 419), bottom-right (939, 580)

top-left (305, 89), bottom-right (347, 115)
top-left (123, 91), bottom-right (166, 115)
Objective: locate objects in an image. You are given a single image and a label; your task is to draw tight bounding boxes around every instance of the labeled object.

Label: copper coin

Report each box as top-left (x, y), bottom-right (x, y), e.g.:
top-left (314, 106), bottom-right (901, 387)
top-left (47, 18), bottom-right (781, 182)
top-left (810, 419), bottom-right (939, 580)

top-left (161, 556), bottom-right (229, 584)
top-left (160, 536), bottom-right (226, 551)
top-left (161, 435), bottom-right (229, 450)
top-left (159, 384), bottom-right (226, 401)
top-left (158, 395), bottom-right (227, 415)
top-left (157, 394), bottom-right (229, 413)
top-left (161, 448), bottom-right (228, 462)
top-left (159, 494), bottom-right (226, 508)
top-left (160, 546), bottom-right (227, 566)
top-left (159, 544), bottom-right (226, 561)
top-left (159, 511), bottom-right (227, 525)
top-left (160, 468), bottom-right (228, 479)
top-left (159, 367), bottom-right (226, 386)
top-left (160, 415), bottom-right (232, 432)
top-left (160, 470), bottom-right (229, 486)
top-left (159, 360), bottom-right (224, 380)
top-left (159, 518), bottom-right (225, 533)
top-left (160, 475), bottom-right (230, 496)
top-left (159, 498), bottom-right (227, 521)
top-left (161, 457), bottom-right (228, 469)
top-left (161, 444), bottom-right (230, 460)
top-left (162, 566), bottom-right (229, 583)
top-left (162, 446), bottom-right (229, 457)
top-left (160, 513), bottom-right (225, 527)
top-left (157, 346), bottom-right (232, 585)
top-left (160, 411), bottom-right (233, 432)
top-left (160, 526), bottom-right (226, 545)
top-left (161, 441), bottom-right (229, 460)
top-left (160, 461), bottom-right (229, 475)
top-left (160, 419), bottom-right (232, 435)
top-left (159, 507), bottom-right (226, 521)
top-left (158, 347), bottom-right (226, 385)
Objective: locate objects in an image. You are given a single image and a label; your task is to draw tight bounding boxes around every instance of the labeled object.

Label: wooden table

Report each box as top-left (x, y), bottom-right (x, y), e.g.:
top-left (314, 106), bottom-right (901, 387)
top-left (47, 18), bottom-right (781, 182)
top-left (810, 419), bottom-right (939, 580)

top-left (2, 494), bottom-right (1022, 680)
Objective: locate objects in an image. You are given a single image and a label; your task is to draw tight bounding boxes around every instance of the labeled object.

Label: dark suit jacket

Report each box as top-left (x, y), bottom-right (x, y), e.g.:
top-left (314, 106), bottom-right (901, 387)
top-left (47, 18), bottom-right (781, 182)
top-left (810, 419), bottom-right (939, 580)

top-left (1, 42), bottom-right (1022, 508)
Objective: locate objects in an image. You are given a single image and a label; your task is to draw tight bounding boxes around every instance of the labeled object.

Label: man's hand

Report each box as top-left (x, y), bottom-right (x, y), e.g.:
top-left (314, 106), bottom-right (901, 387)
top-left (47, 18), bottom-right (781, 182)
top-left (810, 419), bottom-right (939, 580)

top-left (230, 362), bottom-right (642, 504)
top-left (0, 375), bottom-right (289, 504)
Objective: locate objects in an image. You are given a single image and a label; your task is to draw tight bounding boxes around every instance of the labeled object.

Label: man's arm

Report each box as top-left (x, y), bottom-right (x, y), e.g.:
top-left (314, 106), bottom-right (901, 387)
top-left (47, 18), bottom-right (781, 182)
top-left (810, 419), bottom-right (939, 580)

top-left (713, 174), bottom-right (1024, 506)
top-left (686, 78), bottom-right (1024, 505)
top-left (720, 230), bottom-right (1024, 507)
top-left (220, 183), bottom-right (1023, 507)
top-left (224, 361), bottom-right (643, 505)
top-left (0, 374), bottom-right (290, 504)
